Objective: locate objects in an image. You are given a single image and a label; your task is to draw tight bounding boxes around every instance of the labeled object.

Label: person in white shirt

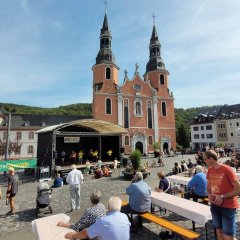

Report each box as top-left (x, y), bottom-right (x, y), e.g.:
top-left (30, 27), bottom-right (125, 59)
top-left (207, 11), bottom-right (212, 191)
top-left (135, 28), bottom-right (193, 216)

top-left (66, 164), bottom-right (84, 211)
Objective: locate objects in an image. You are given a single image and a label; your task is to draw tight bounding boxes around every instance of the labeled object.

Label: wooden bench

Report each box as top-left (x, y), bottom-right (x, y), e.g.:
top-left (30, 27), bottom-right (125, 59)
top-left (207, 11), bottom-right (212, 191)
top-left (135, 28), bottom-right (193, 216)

top-left (141, 212), bottom-right (200, 240)
top-left (121, 201), bottom-right (200, 239)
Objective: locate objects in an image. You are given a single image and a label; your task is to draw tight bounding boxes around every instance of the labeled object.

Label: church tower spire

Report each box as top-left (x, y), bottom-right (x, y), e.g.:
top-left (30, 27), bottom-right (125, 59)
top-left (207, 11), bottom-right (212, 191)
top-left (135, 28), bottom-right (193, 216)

top-left (96, 12), bottom-right (116, 65)
top-left (146, 24), bottom-right (166, 72)
top-left (92, 3), bottom-right (119, 121)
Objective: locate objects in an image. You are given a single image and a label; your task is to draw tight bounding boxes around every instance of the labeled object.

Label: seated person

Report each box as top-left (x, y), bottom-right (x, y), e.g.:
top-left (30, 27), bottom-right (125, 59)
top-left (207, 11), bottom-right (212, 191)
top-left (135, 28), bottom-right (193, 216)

top-left (93, 168), bottom-right (103, 179)
top-left (144, 162), bottom-right (150, 171)
top-left (172, 162), bottom-right (181, 175)
top-left (52, 174), bottom-right (63, 188)
top-left (184, 165), bottom-right (207, 202)
top-left (121, 172), bottom-right (151, 227)
top-left (64, 196), bottom-right (130, 240)
top-left (155, 171), bottom-right (172, 193)
top-left (187, 159), bottom-right (194, 169)
top-left (57, 190), bottom-right (106, 231)
top-left (181, 160), bottom-right (188, 172)
top-left (102, 165), bottom-right (111, 177)
top-left (195, 151), bottom-right (204, 165)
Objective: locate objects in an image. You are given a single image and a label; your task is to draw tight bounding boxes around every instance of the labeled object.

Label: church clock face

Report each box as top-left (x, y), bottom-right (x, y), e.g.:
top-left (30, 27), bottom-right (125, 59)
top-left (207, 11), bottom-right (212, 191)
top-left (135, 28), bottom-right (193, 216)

top-left (134, 84), bottom-right (142, 92)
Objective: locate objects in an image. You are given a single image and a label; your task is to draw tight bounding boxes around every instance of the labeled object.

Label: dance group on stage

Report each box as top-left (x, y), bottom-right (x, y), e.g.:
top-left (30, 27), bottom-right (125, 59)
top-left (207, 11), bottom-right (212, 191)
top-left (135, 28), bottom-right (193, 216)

top-left (59, 148), bottom-right (113, 165)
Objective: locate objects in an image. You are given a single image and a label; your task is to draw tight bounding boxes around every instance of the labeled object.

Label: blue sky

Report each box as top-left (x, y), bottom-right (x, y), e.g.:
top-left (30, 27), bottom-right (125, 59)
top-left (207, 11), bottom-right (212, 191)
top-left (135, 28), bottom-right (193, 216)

top-left (0, 0), bottom-right (240, 109)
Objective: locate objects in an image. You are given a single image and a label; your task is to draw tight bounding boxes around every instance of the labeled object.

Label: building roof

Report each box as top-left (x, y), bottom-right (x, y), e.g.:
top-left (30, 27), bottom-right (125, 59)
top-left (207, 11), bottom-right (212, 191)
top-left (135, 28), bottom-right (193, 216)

top-left (0, 114), bottom-right (91, 129)
top-left (216, 104), bottom-right (240, 120)
top-left (36, 119), bottom-right (128, 134)
top-left (191, 106), bottom-right (222, 124)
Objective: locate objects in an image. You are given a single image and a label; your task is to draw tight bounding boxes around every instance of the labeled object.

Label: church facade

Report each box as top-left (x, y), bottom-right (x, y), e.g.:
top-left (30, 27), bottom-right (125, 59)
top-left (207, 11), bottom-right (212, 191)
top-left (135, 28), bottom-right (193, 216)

top-left (92, 13), bottom-right (176, 155)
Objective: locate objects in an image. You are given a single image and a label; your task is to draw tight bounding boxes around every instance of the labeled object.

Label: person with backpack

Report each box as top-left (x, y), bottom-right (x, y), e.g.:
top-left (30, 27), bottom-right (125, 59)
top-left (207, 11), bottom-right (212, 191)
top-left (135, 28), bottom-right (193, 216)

top-left (6, 167), bottom-right (19, 215)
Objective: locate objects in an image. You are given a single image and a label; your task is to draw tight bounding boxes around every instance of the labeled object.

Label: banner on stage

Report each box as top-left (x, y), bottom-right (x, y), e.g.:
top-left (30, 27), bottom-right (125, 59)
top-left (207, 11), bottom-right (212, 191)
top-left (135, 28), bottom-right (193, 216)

top-left (64, 137), bottom-right (80, 143)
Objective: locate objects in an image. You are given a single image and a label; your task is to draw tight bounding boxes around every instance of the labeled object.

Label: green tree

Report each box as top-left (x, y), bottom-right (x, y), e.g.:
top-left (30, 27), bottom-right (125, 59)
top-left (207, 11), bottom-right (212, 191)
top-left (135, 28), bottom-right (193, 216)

top-left (177, 124), bottom-right (190, 148)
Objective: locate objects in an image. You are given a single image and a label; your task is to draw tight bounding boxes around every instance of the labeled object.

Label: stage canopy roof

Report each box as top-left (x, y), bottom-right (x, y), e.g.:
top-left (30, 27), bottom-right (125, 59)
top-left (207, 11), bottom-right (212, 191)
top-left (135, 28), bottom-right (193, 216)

top-left (36, 119), bottom-right (128, 135)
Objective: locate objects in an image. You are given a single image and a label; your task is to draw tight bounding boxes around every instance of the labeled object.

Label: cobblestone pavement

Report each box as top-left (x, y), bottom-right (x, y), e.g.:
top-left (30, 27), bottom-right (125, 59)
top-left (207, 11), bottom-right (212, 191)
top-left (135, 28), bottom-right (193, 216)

top-left (0, 154), bottom-right (239, 240)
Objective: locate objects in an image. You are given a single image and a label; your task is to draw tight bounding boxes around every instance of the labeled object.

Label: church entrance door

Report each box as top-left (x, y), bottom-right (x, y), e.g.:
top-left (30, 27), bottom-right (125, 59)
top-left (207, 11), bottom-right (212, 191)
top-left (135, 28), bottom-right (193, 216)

top-left (135, 141), bottom-right (143, 154)
top-left (163, 142), bottom-right (169, 152)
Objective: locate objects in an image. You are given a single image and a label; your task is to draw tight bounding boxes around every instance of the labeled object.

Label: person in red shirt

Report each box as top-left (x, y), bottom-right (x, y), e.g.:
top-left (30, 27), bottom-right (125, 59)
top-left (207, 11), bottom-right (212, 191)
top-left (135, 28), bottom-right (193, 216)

top-left (205, 150), bottom-right (240, 240)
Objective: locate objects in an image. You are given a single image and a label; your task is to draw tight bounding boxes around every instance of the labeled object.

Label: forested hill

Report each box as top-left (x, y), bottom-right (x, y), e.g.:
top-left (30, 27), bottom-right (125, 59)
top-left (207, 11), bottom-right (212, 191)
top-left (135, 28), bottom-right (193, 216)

top-left (0, 102), bottom-right (219, 147)
top-left (0, 103), bottom-right (92, 116)
top-left (0, 102), bottom-right (217, 127)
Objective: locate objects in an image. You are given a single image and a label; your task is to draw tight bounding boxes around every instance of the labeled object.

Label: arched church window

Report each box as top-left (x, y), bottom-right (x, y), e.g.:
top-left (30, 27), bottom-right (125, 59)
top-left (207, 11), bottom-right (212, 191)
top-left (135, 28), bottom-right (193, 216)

top-left (124, 99), bottom-right (129, 128)
top-left (148, 107), bottom-right (152, 129)
top-left (124, 106), bottom-right (129, 128)
top-left (160, 74), bottom-right (165, 85)
top-left (136, 102), bottom-right (141, 115)
top-left (106, 67), bottom-right (111, 79)
top-left (106, 98), bottom-right (111, 114)
top-left (162, 101), bottom-right (167, 116)
top-left (124, 135), bottom-right (130, 146)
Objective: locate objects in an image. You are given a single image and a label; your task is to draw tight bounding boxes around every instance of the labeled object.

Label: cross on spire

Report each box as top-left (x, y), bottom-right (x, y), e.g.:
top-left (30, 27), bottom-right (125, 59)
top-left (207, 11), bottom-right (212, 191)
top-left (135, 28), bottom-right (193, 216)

top-left (152, 12), bottom-right (156, 25)
top-left (104, 0), bottom-right (108, 13)
top-left (135, 63), bottom-right (139, 74)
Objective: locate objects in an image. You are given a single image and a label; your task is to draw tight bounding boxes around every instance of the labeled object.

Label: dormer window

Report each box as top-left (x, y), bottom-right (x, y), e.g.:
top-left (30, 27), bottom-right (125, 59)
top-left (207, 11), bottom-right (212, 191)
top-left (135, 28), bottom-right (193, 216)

top-left (24, 122), bottom-right (29, 127)
top-left (42, 122), bottom-right (46, 127)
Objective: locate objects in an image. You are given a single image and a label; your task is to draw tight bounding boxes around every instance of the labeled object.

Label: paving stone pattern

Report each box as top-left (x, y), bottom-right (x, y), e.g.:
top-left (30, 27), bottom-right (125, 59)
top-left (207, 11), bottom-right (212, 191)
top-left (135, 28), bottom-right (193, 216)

top-left (0, 154), bottom-right (239, 239)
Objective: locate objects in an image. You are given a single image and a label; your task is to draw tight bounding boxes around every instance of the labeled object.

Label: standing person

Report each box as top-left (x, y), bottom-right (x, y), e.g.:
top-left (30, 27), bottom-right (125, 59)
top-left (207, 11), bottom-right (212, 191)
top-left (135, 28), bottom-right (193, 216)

top-left (85, 160), bottom-right (91, 174)
top-left (97, 159), bottom-right (102, 169)
top-left (70, 151), bottom-right (77, 164)
top-left (66, 164), bottom-right (84, 211)
top-left (78, 150), bottom-right (83, 165)
top-left (60, 150), bottom-right (66, 165)
top-left (6, 167), bottom-right (19, 215)
top-left (204, 150), bottom-right (240, 240)
top-left (65, 196), bottom-right (130, 240)
top-left (121, 172), bottom-right (151, 227)
top-left (107, 149), bottom-right (113, 160)
top-left (113, 158), bottom-right (118, 172)
top-left (89, 149), bottom-right (94, 162)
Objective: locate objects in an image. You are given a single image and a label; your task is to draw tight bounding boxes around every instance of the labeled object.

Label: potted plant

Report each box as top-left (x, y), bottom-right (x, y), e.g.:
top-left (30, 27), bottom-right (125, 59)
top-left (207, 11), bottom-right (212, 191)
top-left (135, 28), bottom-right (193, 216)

top-left (122, 150), bottom-right (149, 180)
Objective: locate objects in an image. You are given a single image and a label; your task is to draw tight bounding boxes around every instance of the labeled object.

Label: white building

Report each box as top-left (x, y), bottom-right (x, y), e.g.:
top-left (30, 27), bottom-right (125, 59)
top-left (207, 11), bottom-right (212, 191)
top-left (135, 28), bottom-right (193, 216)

top-left (190, 106), bottom-right (222, 151)
top-left (190, 104), bottom-right (240, 151)
top-left (0, 112), bottom-right (88, 159)
top-left (215, 104), bottom-right (240, 150)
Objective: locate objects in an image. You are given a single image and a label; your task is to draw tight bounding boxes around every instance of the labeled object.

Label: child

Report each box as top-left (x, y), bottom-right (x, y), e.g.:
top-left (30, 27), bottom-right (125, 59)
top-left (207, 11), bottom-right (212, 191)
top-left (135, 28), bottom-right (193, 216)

top-left (113, 158), bottom-right (118, 172)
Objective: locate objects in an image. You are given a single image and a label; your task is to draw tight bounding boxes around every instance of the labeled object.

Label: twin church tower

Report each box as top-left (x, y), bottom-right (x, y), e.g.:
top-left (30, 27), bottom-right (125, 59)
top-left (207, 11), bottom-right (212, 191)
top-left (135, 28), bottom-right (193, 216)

top-left (92, 12), bottom-right (176, 154)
